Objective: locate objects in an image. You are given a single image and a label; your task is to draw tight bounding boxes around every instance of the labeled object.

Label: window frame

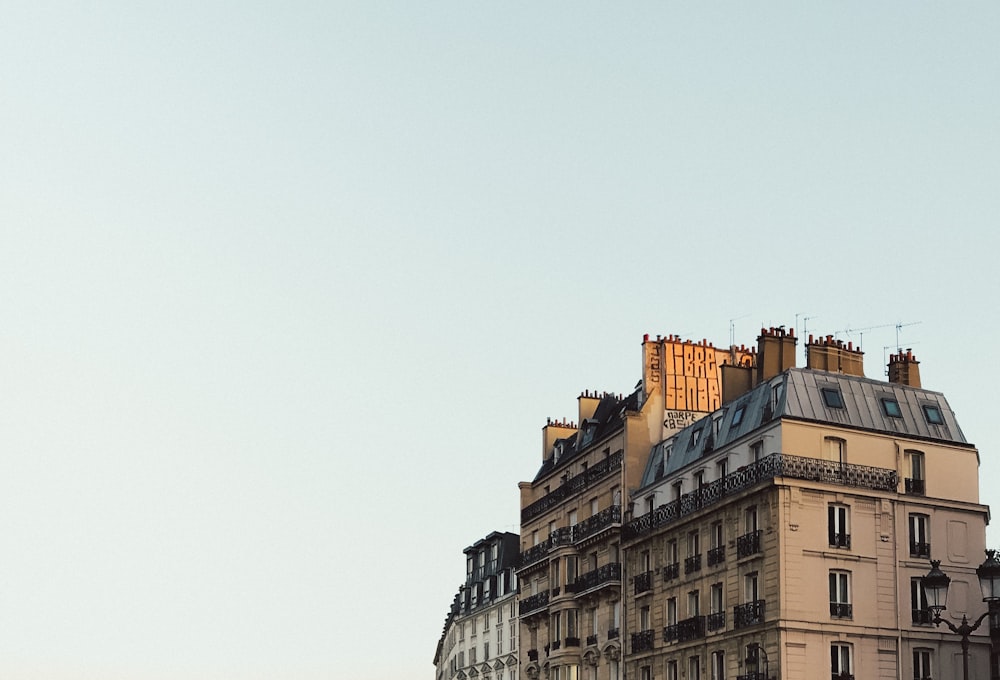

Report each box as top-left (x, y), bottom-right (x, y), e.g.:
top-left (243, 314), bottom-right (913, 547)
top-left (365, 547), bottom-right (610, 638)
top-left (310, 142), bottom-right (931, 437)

top-left (881, 397), bottom-right (902, 418)
top-left (821, 387), bottom-right (845, 409)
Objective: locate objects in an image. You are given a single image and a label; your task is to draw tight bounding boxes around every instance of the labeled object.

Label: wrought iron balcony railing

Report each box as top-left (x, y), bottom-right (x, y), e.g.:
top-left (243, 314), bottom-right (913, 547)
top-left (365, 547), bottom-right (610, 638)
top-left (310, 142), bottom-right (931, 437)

top-left (734, 599), bottom-right (765, 628)
top-left (625, 452), bottom-right (898, 541)
top-left (910, 541), bottom-right (931, 558)
top-left (551, 640), bottom-right (561, 650)
top-left (912, 608), bottom-right (932, 624)
top-left (631, 629), bottom-right (654, 653)
top-left (706, 611), bottom-right (725, 631)
top-left (905, 477), bottom-right (926, 495)
top-left (608, 627), bottom-right (619, 639)
top-left (830, 602), bottom-right (853, 618)
top-left (676, 615), bottom-right (705, 642)
top-left (573, 504), bottom-right (622, 543)
top-left (707, 545), bottom-right (725, 566)
top-left (634, 570), bottom-right (653, 594)
top-left (829, 532), bottom-right (851, 549)
top-left (586, 634), bottom-right (598, 646)
top-left (564, 637), bottom-right (580, 647)
top-left (684, 554), bottom-right (702, 574)
top-left (521, 451), bottom-right (624, 522)
top-left (737, 530), bottom-right (762, 558)
top-left (527, 649), bottom-right (539, 662)
top-left (663, 621), bottom-right (679, 642)
top-left (518, 539), bottom-right (552, 569)
top-left (574, 562), bottom-right (621, 593)
top-left (662, 562), bottom-right (679, 581)
top-left (550, 527), bottom-right (574, 547)
top-left (519, 591), bottom-right (550, 616)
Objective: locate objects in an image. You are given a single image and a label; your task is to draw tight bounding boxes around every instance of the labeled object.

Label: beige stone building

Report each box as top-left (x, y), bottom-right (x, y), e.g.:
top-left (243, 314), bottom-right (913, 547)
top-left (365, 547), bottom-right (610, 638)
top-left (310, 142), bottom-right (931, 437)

top-left (516, 336), bottom-right (754, 680)
top-left (435, 532), bottom-right (521, 680)
top-left (622, 329), bottom-right (990, 680)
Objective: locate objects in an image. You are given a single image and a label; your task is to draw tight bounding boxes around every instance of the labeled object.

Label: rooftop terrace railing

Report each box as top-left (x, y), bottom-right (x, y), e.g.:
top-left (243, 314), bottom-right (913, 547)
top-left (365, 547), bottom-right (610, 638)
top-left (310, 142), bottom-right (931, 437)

top-left (625, 453), bottom-right (897, 541)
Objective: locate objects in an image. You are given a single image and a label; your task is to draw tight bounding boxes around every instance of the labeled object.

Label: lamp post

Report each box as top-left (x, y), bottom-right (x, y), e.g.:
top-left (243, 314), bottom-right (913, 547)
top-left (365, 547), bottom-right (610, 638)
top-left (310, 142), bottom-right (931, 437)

top-left (921, 550), bottom-right (1000, 680)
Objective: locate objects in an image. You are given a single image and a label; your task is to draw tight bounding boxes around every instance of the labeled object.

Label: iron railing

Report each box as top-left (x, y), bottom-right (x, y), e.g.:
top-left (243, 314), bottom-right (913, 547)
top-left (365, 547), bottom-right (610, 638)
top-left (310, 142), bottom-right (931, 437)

top-left (631, 629), bottom-right (654, 653)
top-left (574, 562), bottom-right (621, 593)
top-left (625, 453), bottom-right (898, 541)
top-left (662, 562), bottom-right (679, 581)
top-left (519, 591), bottom-right (550, 616)
top-left (737, 530), bottom-right (762, 558)
top-left (522, 451), bottom-right (623, 522)
top-left (708, 545), bottom-right (726, 566)
top-left (734, 599), bottom-right (765, 628)
top-left (634, 570), bottom-right (653, 594)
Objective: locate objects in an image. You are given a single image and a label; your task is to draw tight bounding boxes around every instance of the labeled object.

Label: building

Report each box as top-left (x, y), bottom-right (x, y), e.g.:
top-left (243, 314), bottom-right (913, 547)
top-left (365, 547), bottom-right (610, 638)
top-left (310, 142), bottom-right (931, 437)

top-left (516, 336), bottom-right (754, 680)
top-left (622, 328), bottom-right (991, 680)
top-left (435, 532), bottom-right (521, 680)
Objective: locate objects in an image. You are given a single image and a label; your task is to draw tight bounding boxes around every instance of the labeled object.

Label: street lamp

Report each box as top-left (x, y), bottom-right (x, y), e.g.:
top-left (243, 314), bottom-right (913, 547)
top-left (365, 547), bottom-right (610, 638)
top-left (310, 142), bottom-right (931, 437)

top-left (921, 551), bottom-right (1000, 680)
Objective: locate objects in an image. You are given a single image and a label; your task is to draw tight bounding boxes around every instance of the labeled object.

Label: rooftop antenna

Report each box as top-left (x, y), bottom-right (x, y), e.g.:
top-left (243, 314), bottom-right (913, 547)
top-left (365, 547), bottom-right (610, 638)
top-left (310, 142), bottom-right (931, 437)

top-left (729, 314), bottom-right (749, 346)
top-left (895, 321), bottom-right (922, 350)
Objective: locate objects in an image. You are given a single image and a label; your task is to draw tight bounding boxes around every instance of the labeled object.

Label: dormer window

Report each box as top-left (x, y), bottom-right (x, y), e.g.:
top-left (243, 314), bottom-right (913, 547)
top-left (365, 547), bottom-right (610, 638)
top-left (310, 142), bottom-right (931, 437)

top-left (821, 387), bottom-right (845, 409)
top-left (881, 398), bottom-right (902, 418)
top-left (731, 405), bottom-right (746, 428)
top-left (922, 404), bottom-right (944, 425)
top-left (690, 427), bottom-right (702, 449)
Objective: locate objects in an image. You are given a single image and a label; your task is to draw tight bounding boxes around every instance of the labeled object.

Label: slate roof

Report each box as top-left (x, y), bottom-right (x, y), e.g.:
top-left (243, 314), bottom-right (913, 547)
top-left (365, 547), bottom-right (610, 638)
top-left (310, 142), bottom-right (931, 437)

top-left (639, 367), bottom-right (968, 489)
top-left (532, 389), bottom-right (640, 482)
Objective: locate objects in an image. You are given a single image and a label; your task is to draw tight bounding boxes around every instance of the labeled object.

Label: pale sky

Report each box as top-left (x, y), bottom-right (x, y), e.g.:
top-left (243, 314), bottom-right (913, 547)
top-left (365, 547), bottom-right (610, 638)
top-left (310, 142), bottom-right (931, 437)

top-left (2, 3), bottom-right (999, 679)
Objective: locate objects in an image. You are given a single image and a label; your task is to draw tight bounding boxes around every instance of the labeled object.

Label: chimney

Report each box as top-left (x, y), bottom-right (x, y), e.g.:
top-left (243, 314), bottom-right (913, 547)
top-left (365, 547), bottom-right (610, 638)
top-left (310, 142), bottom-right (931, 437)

top-left (888, 349), bottom-right (921, 388)
top-left (542, 417), bottom-right (577, 460)
top-left (756, 326), bottom-right (797, 382)
top-left (806, 334), bottom-right (865, 377)
top-left (578, 389), bottom-right (601, 423)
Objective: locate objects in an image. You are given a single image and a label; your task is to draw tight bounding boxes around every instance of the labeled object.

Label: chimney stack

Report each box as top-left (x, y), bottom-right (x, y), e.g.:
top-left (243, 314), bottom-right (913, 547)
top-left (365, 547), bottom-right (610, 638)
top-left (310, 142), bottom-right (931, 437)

top-left (756, 326), bottom-right (797, 383)
top-left (888, 349), bottom-right (921, 388)
top-left (806, 334), bottom-right (865, 377)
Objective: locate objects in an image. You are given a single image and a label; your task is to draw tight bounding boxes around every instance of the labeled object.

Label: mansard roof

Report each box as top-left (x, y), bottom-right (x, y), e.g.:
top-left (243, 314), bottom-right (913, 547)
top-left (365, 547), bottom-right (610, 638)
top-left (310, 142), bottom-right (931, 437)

top-left (533, 389), bottom-right (640, 482)
top-left (640, 367), bottom-right (969, 488)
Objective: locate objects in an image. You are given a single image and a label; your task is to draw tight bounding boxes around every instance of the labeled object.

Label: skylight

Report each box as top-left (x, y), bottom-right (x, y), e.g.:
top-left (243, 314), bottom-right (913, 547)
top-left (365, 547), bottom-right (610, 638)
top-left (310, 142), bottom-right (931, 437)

top-left (881, 398), bottom-right (902, 418)
top-left (821, 388), bottom-right (844, 409)
top-left (923, 404), bottom-right (944, 425)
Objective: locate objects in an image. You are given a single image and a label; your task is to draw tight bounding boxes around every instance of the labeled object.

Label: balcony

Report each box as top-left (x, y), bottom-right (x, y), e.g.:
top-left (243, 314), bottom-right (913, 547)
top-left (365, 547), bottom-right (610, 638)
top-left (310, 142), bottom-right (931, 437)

top-left (737, 674), bottom-right (768, 680)
top-left (829, 532), bottom-right (851, 549)
top-left (518, 539), bottom-right (552, 569)
top-left (551, 640), bottom-right (561, 651)
top-left (737, 530), bottom-right (762, 558)
top-left (910, 541), bottom-right (931, 558)
top-left (573, 504), bottom-right (622, 543)
top-left (662, 562), bottom-right (680, 581)
top-left (905, 477), bottom-right (926, 495)
top-left (830, 602), bottom-right (853, 618)
top-left (527, 649), bottom-right (539, 662)
top-left (634, 570), bottom-right (653, 595)
top-left (624, 452), bottom-right (898, 541)
top-left (586, 634), bottom-right (598, 646)
top-left (707, 545), bottom-right (726, 567)
top-left (684, 554), bottom-right (702, 574)
top-left (631, 629), bottom-right (655, 653)
top-left (676, 615), bottom-right (705, 642)
top-left (912, 608), bottom-right (933, 624)
top-left (574, 562), bottom-right (622, 594)
top-left (564, 637), bottom-right (580, 647)
top-left (519, 591), bottom-right (550, 616)
top-left (521, 450), bottom-right (623, 522)
top-left (550, 527), bottom-right (574, 548)
top-left (663, 622), bottom-right (678, 642)
top-left (734, 599), bottom-right (765, 628)
top-left (832, 674), bottom-right (855, 680)
top-left (706, 611), bottom-right (725, 631)
top-left (608, 627), bottom-right (619, 639)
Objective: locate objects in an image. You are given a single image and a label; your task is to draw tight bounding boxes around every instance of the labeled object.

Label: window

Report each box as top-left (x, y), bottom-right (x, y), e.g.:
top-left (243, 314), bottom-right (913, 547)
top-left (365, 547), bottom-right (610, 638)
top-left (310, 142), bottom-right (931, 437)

top-left (831, 643), bottom-right (852, 678)
top-left (688, 590), bottom-right (700, 617)
top-left (906, 450), bottom-right (926, 495)
top-left (909, 514), bottom-right (930, 558)
top-left (667, 539), bottom-right (678, 564)
top-left (829, 571), bottom-right (852, 618)
top-left (672, 481), bottom-right (683, 500)
top-left (923, 404), bottom-right (944, 425)
top-left (640, 605), bottom-right (650, 631)
top-left (711, 583), bottom-right (724, 613)
top-left (666, 597), bottom-right (677, 626)
top-left (745, 506), bottom-right (758, 533)
top-left (590, 497), bottom-right (599, 515)
top-left (911, 578), bottom-right (931, 624)
top-left (825, 437), bottom-right (846, 464)
top-left (690, 427), bottom-right (702, 448)
top-left (716, 458), bottom-right (729, 479)
top-left (913, 648), bottom-right (932, 680)
top-left (711, 522), bottom-right (724, 549)
top-left (612, 601), bottom-right (621, 630)
top-left (822, 387), bottom-right (845, 409)
top-left (881, 397), bottom-right (902, 418)
top-left (566, 608), bottom-right (579, 640)
top-left (640, 667), bottom-right (651, 680)
top-left (731, 405), bottom-right (746, 428)
top-left (750, 440), bottom-right (763, 463)
top-left (689, 655), bottom-right (701, 680)
top-left (484, 640), bottom-right (490, 660)
top-left (745, 572), bottom-right (759, 602)
top-left (689, 531), bottom-right (701, 556)
top-left (496, 626), bottom-right (502, 654)
top-left (666, 660), bottom-right (678, 680)
top-left (568, 509), bottom-right (578, 526)
top-left (712, 650), bottom-right (726, 680)
top-left (829, 504), bottom-right (850, 549)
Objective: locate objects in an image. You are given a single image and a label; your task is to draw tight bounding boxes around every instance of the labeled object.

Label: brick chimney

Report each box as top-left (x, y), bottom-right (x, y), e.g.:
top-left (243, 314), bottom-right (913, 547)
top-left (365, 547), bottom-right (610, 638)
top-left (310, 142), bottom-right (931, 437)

top-left (806, 335), bottom-right (865, 377)
top-left (756, 326), bottom-right (797, 382)
top-left (542, 417), bottom-right (577, 460)
top-left (888, 349), bottom-right (921, 388)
